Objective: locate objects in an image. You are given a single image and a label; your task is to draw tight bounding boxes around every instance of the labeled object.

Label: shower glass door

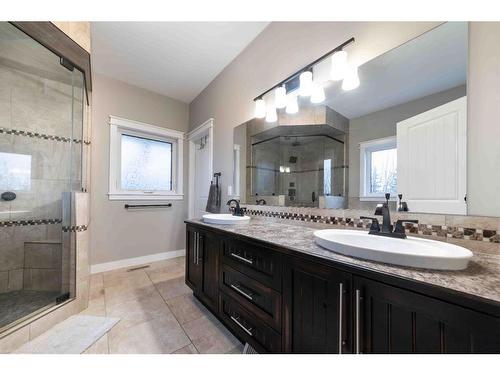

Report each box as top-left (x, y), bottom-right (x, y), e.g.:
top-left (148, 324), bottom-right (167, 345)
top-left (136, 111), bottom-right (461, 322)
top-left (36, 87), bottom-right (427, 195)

top-left (0, 22), bottom-right (84, 332)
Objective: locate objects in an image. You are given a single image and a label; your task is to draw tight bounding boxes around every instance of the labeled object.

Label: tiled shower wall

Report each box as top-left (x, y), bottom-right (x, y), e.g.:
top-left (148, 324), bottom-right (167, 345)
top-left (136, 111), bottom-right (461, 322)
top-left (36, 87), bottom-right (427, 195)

top-left (0, 22), bottom-right (91, 352)
top-left (0, 61), bottom-right (82, 293)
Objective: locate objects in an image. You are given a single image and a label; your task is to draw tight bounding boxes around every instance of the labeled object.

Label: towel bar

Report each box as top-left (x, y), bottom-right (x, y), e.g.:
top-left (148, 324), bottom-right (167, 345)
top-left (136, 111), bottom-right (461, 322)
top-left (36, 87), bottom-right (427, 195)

top-left (124, 203), bottom-right (172, 209)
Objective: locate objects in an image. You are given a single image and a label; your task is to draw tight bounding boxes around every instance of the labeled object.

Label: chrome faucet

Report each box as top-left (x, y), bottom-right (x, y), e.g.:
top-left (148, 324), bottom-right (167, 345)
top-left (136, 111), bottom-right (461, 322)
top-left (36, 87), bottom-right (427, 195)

top-left (361, 193), bottom-right (418, 239)
top-left (227, 199), bottom-right (246, 216)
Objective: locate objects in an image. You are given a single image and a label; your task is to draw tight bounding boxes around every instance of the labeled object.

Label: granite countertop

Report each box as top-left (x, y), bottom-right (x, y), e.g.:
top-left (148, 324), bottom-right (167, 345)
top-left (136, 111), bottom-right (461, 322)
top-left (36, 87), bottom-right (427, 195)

top-left (186, 216), bottom-right (500, 305)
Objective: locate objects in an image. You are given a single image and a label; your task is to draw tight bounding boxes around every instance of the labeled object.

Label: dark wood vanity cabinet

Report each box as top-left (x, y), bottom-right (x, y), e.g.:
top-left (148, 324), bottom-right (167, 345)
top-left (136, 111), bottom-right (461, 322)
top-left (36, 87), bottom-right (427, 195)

top-left (185, 223), bottom-right (500, 354)
top-left (185, 226), bottom-right (219, 312)
top-left (283, 258), bottom-right (351, 353)
top-left (354, 276), bottom-right (500, 353)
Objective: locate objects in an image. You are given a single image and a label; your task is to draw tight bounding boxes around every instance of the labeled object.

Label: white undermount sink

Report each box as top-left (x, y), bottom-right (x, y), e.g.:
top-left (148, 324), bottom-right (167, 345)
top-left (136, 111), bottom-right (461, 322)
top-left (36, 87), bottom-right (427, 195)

top-left (314, 229), bottom-right (473, 270)
top-left (203, 213), bottom-right (251, 225)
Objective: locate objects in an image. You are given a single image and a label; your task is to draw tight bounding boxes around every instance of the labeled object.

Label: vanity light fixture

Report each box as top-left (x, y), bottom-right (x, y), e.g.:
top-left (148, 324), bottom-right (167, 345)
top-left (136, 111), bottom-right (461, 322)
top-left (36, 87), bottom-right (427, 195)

top-left (310, 84), bottom-right (326, 104)
top-left (252, 37), bottom-right (355, 118)
top-left (254, 98), bottom-right (266, 118)
top-left (299, 71), bottom-right (313, 96)
top-left (274, 85), bottom-right (287, 108)
top-left (285, 94), bottom-right (299, 114)
top-left (342, 65), bottom-right (360, 91)
top-left (330, 50), bottom-right (348, 81)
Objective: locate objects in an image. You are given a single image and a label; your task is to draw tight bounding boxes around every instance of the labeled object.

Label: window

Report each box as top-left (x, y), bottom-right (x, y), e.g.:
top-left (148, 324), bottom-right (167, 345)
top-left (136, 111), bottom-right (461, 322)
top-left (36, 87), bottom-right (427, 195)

top-left (359, 136), bottom-right (397, 200)
top-left (108, 116), bottom-right (184, 200)
top-left (323, 159), bottom-right (331, 196)
top-left (0, 152), bottom-right (31, 191)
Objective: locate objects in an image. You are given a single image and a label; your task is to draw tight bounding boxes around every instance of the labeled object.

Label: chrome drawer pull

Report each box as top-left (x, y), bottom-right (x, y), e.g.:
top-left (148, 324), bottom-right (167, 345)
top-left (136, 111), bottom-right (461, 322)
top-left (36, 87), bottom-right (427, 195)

top-left (230, 315), bottom-right (253, 336)
top-left (230, 283), bottom-right (254, 301)
top-left (230, 252), bottom-right (253, 265)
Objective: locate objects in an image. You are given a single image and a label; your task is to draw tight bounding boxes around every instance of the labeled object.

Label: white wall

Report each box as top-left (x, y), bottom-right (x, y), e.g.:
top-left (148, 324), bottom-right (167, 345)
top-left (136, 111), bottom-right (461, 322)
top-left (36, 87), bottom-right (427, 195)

top-left (189, 22), bottom-right (441, 206)
top-left (90, 73), bottom-right (189, 266)
top-left (468, 23), bottom-right (500, 217)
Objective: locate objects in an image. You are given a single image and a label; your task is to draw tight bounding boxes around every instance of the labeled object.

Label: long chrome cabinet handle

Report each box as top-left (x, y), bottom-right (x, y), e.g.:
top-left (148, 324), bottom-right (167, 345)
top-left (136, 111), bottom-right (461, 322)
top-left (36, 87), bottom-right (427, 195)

top-left (338, 282), bottom-right (343, 354)
top-left (193, 232), bottom-right (196, 265)
top-left (194, 232), bottom-right (199, 265)
top-left (230, 315), bottom-right (253, 336)
top-left (230, 283), bottom-right (253, 301)
top-left (355, 289), bottom-right (361, 354)
top-left (230, 252), bottom-right (253, 265)
top-left (197, 233), bottom-right (201, 265)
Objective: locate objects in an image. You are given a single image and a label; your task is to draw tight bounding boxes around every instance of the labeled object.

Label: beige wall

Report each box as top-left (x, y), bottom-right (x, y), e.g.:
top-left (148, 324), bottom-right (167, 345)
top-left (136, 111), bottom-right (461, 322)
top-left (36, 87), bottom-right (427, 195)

top-left (90, 73), bottom-right (189, 266)
top-left (348, 85), bottom-right (467, 199)
top-left (52, 22), bottom-right (91, 52)
top-left (189, 22), bottom-right (441, 207)
top-left (468, 23), bottom-right (500, 217)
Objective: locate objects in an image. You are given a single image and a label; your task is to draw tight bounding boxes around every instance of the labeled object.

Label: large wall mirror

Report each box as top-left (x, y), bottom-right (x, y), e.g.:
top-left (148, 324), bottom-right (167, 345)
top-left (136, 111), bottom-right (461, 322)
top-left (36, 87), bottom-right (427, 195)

top-left (233, 22), bottom-right (471, 215)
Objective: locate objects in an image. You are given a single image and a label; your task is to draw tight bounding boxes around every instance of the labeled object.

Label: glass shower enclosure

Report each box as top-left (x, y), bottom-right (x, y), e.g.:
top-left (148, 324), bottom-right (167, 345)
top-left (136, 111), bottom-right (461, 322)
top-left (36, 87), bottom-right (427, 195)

top-left (251, 134), bottom-right (346, 207)
top-left (0, 22), bottom-right (84, 332)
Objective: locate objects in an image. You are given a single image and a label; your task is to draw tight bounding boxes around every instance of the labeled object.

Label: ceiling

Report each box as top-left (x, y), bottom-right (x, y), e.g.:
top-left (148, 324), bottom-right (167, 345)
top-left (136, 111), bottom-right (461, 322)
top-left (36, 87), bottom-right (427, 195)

top-left (91, 22), bottom-right (269, 103)
top-left (323, 22), bottom-right (468, 119)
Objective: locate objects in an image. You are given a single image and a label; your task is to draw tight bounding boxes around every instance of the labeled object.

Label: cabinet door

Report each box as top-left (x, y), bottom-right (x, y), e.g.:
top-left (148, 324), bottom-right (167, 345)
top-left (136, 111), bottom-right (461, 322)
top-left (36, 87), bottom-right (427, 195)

top-left (199, 230), bottom-right (219, 311)
top-left (354, 276), bottom-right (500, 353)
top-left (283, 258), bottom-right (352, 353)
top-left (185, 227), bottom-right (202, 291)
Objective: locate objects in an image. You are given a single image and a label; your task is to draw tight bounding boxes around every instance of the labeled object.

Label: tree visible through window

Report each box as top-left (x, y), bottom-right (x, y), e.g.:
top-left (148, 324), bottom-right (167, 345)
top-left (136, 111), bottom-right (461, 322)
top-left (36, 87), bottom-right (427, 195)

top-left (369, 148), bottom-right (397, 194)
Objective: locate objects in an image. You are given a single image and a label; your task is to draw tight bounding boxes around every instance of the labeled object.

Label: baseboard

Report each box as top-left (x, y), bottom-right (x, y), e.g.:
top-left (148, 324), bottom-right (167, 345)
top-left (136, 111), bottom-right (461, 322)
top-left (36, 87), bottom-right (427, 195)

top-left (90, 249), bottom-right (185, 274)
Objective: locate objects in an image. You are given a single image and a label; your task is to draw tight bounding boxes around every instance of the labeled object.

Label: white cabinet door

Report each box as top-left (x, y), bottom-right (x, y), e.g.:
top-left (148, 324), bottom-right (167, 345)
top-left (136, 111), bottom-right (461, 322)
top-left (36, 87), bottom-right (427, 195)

top-left (397, 96), bottom-right (467, 215)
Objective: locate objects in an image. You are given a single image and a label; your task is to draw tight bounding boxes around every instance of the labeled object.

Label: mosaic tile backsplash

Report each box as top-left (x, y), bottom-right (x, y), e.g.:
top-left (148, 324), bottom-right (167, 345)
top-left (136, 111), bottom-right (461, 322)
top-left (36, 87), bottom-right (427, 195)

top-left (243, 205), bottom-right (500, 243)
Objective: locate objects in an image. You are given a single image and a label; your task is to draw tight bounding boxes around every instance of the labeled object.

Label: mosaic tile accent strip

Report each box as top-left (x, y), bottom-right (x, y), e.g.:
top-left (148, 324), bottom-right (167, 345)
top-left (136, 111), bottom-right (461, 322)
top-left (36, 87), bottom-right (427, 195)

top-left (0, 218), bottom-right (62, 227)
top-left (62, 224), bottom-right (88, 232)
top-left (246, 209), bottom-right (500, 243)
top-left (0, 127), bottom-right (91, 145)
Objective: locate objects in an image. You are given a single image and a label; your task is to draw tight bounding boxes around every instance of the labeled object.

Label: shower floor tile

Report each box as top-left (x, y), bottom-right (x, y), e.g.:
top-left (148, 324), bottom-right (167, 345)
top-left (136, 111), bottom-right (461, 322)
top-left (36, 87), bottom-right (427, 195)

top-left (0, 290), bottom-right (60, 328)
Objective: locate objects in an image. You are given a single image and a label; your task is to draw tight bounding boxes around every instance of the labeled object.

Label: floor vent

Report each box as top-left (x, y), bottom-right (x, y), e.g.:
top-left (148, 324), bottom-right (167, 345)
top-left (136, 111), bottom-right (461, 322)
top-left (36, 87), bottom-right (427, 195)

top-left (243, 343), bottom-right (259, 354)
top-left (127, 265), bottom-right (150, 272)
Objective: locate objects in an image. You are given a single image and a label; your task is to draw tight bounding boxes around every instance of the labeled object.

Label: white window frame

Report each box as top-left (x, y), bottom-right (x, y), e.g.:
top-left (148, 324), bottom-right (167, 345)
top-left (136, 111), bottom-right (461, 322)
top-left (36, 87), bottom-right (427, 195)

top-left (108, 115), bottom-right (184, 201)
top-left (359, 136), bottom-right (397, 201)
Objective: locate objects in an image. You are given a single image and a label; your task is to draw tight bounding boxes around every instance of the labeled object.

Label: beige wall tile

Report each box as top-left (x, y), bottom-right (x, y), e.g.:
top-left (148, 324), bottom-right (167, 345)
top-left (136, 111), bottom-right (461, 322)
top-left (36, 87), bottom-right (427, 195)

top-left (52, 22), bottom-right (90, 53)
top-left (0, 271), bottom-right (8, 293)
top-left (7, 269), bottom-right (23, 291)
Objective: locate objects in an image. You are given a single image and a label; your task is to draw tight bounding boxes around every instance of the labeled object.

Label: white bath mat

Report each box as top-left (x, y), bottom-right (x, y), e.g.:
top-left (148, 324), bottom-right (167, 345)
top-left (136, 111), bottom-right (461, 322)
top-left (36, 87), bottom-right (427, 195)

top-left (14, 315), bottom-right (119, 354)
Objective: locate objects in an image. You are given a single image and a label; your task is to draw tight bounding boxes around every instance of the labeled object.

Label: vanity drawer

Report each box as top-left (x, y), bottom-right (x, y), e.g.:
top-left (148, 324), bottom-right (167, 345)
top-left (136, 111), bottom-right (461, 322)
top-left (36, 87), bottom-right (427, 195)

top-left (220, 263), bottom-right (281, 331)
top-left (221, 238), bottom-right (282, 291)
top-left (219, 292), bottom-right (282, 353)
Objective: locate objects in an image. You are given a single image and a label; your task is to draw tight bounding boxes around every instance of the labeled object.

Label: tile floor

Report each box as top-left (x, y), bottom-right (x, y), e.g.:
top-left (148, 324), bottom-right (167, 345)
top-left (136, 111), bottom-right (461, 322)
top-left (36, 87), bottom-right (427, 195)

top-left (81, 256), bottom-right (243, 354)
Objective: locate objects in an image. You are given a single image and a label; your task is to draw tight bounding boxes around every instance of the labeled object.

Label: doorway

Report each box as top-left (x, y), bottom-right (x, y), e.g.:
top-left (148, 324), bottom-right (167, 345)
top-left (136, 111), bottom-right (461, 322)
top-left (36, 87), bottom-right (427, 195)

top-left (188, 119), bottom-right (214, 218)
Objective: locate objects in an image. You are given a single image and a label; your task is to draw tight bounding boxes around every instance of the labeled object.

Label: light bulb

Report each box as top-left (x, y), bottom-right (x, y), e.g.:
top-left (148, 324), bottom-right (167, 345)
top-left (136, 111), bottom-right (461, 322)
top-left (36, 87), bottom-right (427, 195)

top-left (254, 99), bottom-right (266, 118)
top-left (285, 94), bottom-right (299, 114)
top-left (299, 71), bottom-right (313, 96)
top-left (342, 65), bottom-right (360, 91)
top-left (310, 84), bottom-right (325, 104)
top-left (274, 86), bottom-right (287, 109)
top-left (330, 50), bottom-right (348, 81)
top-left (285, 167), bottom-right (291, 173)
top-left (279, 166), bottom-right (285, 173)
top-left (265, 106), bottom-right (277, 123)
